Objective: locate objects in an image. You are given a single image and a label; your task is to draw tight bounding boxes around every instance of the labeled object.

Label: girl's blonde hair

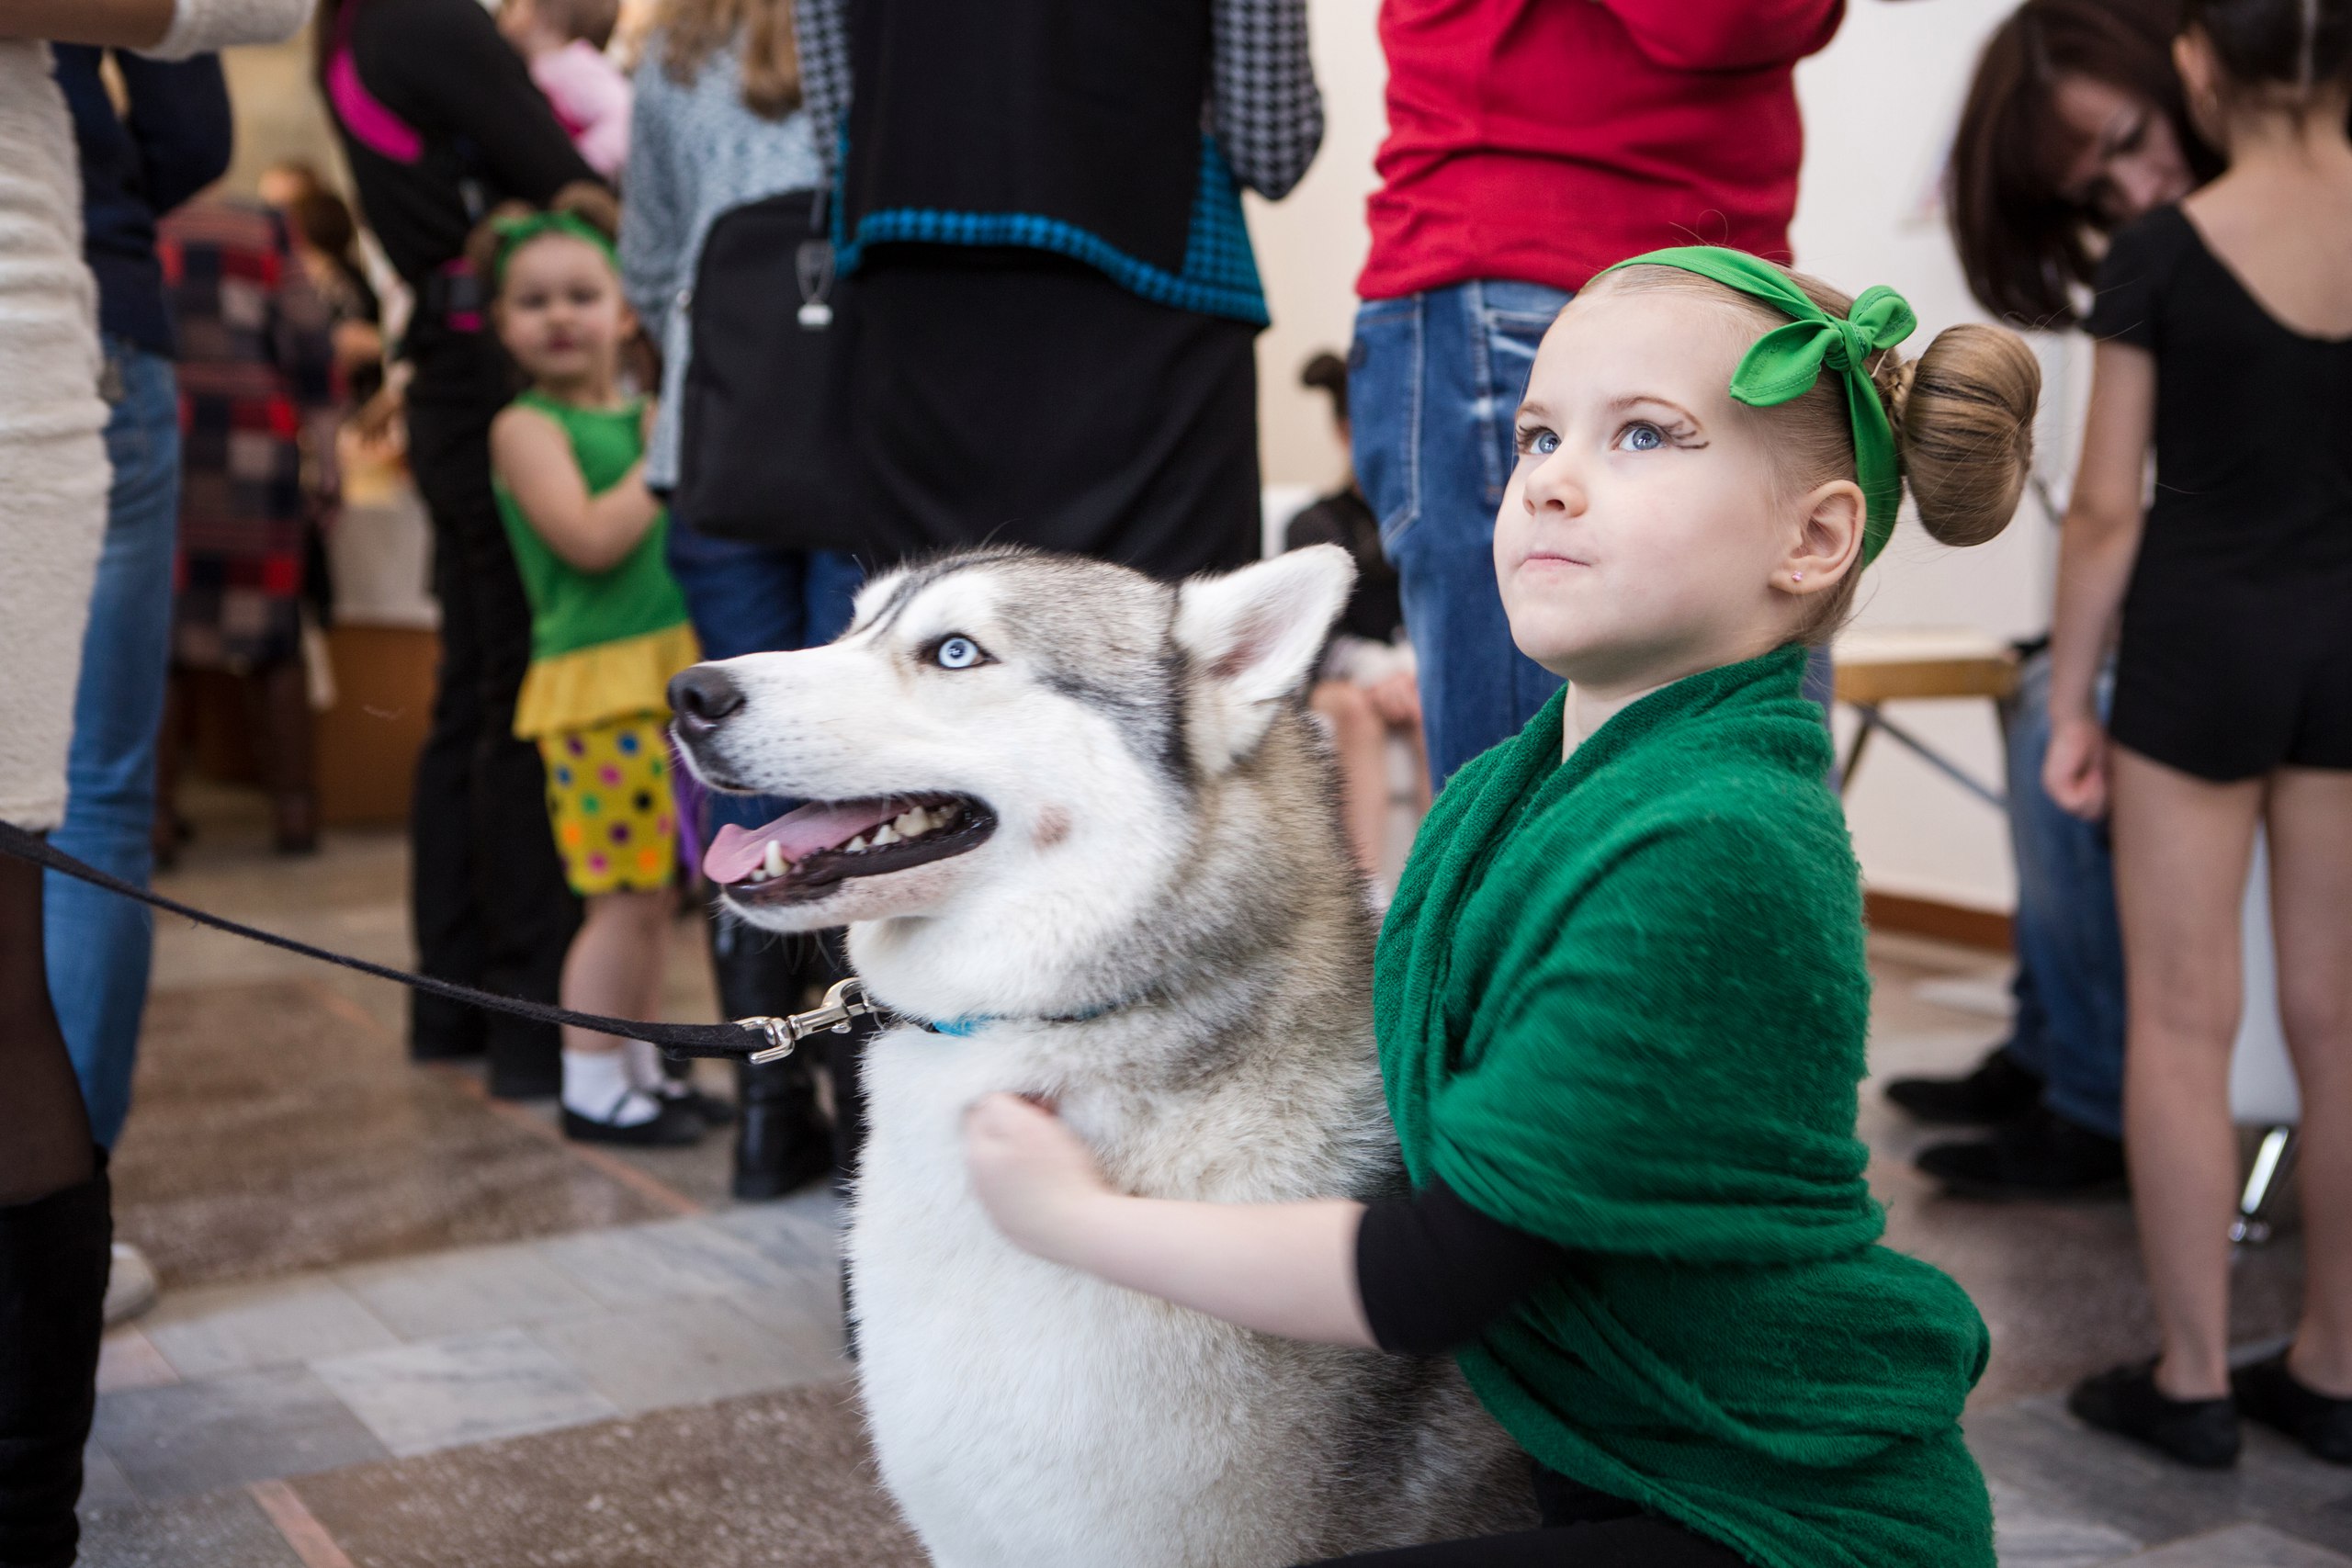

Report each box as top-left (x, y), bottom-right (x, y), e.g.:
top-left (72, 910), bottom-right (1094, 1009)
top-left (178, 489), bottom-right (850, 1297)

top-left (658, 0), bottom-right (800, 119)
top-left (463, 182), bottom-right (624, 298)
top-left (1590, 262), bottom-right (2042, 643)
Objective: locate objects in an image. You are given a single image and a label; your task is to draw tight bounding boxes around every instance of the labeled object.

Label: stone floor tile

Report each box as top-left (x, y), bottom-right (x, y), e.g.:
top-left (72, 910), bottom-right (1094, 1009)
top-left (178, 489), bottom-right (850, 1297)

top-left (2271, 1495), bottom-right (2352, 1557)
top-left (534, 1216), bottom-right (803, 1308)
top-left (290, 1381), bottom-right (922, 1568)
top-left (311, 1325), bottom-right (619, 1457)
top-left (1969, 1396), bottom-right (2352, 1546)
top-left (336, 1240), bottom-right (601, 1340)
top-left (2119, 1523), bottom-right (2352, 1565)
top-left (95, 1327), bottom-right (179, 1393)
top-left (708, 1189), bottom-right (844, 1270)
top-left (533, 1296), bottom-right (845, 1415)
top-left (1991, 1480), bottom-right (2143, 1567)
top-left (79, 1441), bottom-right (140, 1509)
top-left (90, 1364), bottom-right (390, 1501)
top-left (74, 1487), bottom-right (310, 1568)
top-left (141, 1275), bottom-right (397, 1379)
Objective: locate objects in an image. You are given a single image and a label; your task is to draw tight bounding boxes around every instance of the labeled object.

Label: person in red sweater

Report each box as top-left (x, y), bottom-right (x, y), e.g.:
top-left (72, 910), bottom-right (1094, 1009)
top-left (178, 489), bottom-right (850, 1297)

top-left (1349, 0), bottom-right (1844, 786)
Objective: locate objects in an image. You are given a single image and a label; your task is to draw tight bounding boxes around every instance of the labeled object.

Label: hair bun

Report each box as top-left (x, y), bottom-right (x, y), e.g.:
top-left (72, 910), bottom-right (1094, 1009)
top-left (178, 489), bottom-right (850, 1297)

top-left (1896, 323), bottom-right (2041, 547)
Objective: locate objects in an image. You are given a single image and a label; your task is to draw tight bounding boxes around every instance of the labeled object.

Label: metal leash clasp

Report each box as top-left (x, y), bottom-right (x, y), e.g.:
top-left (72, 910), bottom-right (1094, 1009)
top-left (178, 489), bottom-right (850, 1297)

top-left (739, 976), bottom-right (887, 1065)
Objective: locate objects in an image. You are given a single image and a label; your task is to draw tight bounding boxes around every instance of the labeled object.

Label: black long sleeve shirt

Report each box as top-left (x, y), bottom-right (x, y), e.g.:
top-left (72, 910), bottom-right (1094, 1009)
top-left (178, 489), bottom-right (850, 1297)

top-left (1356, 1176), bottom-right (1575, 1356)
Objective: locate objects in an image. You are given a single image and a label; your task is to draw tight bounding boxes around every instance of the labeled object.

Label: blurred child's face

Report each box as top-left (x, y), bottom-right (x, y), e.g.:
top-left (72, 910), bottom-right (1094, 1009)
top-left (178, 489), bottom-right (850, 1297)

top-left (496, 233), bottom-right (633, 391)
top-left (496, 0), bottom-right (547, 49)
top-left (1493, 285), bottom-right (1850, 696)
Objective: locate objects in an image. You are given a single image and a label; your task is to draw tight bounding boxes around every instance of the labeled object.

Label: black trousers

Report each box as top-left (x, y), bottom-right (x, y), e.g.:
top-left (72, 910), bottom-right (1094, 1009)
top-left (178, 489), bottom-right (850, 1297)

top-left (850, 249), bottom-right (1261, 581)
top-left (403, 375), bottom-right (580, 1081)
top-left (1299, 1469), bottom-right (1749, 1568)
top-left (0, 1162), bottom-right (108, 1568)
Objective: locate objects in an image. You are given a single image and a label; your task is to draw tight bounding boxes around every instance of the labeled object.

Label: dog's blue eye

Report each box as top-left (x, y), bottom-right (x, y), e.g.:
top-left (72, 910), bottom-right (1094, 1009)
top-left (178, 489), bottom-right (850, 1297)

top-left (934, 636), bottom-right (985, 670)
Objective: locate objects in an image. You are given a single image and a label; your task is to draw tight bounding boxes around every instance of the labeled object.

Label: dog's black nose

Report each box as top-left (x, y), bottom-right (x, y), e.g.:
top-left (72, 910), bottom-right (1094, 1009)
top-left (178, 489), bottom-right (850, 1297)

top-left (669, 665), bottom-right (746, 736)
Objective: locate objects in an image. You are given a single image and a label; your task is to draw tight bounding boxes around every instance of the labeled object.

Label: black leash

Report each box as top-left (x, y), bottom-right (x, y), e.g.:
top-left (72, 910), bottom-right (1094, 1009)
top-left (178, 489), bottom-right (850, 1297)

top-left (0, 819), bottom-right (881, 1062)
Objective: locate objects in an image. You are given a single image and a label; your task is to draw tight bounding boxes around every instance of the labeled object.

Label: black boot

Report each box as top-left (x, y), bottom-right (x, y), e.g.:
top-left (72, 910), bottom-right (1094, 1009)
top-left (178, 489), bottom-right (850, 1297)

top-left (1915, 1106), bottom-right (2127, 1201)
top-left (1885, 1045), bottom-right (2043, 1125)
top-left (707, 910), bottom-right (832, 1201)
top-left (0, 1157), bottom-right (110, 1568)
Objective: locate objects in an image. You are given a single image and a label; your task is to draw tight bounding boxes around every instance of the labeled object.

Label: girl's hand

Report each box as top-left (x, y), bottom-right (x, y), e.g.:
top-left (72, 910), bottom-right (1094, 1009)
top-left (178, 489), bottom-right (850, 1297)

top-left (965, 1092), bottom-right (1114, 1263)
top-left (2043, 714), bottom-right (2110, 820)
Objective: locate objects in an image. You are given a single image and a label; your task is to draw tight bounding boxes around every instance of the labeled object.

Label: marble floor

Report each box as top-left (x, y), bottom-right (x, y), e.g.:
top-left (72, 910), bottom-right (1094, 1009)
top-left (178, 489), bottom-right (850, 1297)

top-left (71, 785), bottom-right (2352, 1566)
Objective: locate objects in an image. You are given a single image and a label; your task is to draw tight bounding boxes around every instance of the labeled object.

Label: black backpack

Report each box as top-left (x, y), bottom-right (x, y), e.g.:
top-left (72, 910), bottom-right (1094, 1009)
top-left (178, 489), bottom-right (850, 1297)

top-left (670, 189), bottom-right (861, 549)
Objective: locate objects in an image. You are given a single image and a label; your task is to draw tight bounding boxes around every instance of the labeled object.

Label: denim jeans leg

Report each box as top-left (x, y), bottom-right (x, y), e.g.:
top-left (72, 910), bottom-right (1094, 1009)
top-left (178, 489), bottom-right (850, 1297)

top-left (2003, 648), bottom-right (2127, 1139)
top-left (665, 525), bottom-right (866, 836)
top-left (1350, 281), bottom-right (1568, 790)
top-left (45, 340), bottom-right (181, 1149)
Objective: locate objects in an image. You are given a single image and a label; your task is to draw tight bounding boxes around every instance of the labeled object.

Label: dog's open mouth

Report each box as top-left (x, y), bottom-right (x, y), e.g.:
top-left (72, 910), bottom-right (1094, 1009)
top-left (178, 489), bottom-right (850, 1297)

top-left (701, 794), bottom-right (996, 905)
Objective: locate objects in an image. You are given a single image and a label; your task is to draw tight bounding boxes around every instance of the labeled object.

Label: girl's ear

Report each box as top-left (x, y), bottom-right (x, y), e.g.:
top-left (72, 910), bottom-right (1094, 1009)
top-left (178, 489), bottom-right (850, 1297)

top-left (1776, 479), bottom-right (1865, 602)
top-left (2173, 29), bottom-right (2225, 144)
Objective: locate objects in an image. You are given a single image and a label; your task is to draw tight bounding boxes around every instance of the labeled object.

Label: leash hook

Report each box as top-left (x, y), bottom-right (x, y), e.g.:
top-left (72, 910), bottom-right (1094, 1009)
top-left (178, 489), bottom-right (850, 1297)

top-left (740, 976), bottom-right (886, 1066)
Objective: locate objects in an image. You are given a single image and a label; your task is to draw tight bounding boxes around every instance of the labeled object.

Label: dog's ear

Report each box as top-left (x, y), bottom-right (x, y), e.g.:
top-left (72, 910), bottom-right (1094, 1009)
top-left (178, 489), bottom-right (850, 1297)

top-left (1174, 545), bottom-right (1356, 770)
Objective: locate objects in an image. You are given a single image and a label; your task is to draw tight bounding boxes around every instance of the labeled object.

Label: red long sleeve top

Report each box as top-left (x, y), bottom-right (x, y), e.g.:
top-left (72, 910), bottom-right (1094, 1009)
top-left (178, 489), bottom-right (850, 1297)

top-left (1358, 0), bottom-right (1845, 301)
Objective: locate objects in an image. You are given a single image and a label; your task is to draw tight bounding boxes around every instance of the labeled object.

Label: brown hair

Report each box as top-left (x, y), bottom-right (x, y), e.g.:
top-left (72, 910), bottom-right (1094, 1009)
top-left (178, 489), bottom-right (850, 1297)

top-left (1947, 0), bottom-right (2223, 328)
top-left (1592, 261), bottom-right (2043, 644)
top-left (464, 182), bottom-right (624, 297)
top-left (658, 0), bottom-right (801, 119)
top-left (2185, 0), bottom-right (2352, 107)
top-left (517, 0), bottom-right (622, 51)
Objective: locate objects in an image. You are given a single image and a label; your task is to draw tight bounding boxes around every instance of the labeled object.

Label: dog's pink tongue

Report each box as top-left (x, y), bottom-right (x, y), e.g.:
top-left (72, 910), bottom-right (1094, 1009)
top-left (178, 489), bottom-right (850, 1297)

top-left (701, 799), bottom-right (904, 885)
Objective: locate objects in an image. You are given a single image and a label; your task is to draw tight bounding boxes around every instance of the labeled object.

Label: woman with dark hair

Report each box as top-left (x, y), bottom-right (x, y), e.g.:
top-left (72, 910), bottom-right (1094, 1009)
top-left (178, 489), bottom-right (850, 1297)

top-left (311, 0), bottom-right (600, 1098)
top-left (1888, 0), bottom-right (2220, 1204)
top-left (1947, 0), bottom-right (2220, 329)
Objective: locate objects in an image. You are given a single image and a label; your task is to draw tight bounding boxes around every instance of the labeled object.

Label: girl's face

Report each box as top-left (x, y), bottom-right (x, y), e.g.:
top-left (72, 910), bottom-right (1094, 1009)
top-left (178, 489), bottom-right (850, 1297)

top-left (1493, 287), bottom-right (1860, 697)
top-left (495, 233), bottom-right (633, 391)
top-left (2049, 73), bottom-right (2195, 221)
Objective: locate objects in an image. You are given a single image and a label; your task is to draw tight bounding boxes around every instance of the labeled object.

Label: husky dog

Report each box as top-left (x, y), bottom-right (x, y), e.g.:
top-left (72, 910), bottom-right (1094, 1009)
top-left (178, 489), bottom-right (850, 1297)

top-left (669, 546), bottom-right (1529, 1568)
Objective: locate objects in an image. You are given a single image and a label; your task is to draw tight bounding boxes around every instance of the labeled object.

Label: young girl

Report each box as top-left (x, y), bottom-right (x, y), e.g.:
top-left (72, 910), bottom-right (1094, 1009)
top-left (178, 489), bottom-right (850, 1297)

top-left (961, 248), bottom-right (2040, 1565)
top-left (472, 189), bottom-right (707, 1146)
top-left (2044, 0), bottom-right (2352, 1468)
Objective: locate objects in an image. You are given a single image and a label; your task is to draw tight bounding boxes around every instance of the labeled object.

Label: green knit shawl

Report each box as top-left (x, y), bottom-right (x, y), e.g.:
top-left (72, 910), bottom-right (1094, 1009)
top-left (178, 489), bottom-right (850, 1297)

top-left (492, 389), bottom-right (688, 662)
top-left (1375, 645), bottom-right (1994, 1568)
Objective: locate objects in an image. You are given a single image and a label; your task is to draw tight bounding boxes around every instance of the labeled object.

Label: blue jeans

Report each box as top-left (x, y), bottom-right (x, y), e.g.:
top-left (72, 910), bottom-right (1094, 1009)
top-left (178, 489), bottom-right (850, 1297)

top-left (46, 339), bottom-right (180, 1149)
top-left (2001, 648), bottom-right (2126, 1139)
top-left (1349, 281), bottom-right (1571, 787)
top-left (664, 525), bottom-right (864, 836)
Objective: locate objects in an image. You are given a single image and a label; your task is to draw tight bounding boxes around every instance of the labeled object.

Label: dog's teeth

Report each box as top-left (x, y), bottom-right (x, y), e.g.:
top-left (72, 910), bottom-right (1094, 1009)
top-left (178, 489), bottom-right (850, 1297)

top-left (894, 809), bottom-right (924, 837)
top-left (872, 824), bottom-right (900, 847)
top-left (846, 833), bottom-right (870, 852)
top-left (762, 840), bottom-right (786, 878)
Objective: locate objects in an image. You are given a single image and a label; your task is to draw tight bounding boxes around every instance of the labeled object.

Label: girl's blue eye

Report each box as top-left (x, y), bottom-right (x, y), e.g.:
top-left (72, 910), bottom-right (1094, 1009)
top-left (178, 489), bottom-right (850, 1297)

top-left (1622, 423), bottom-right (1663, 452)
top-left (934, 636), bottom-right (985, 670)
top-left (1522, 429), bottom-right (1559, 456)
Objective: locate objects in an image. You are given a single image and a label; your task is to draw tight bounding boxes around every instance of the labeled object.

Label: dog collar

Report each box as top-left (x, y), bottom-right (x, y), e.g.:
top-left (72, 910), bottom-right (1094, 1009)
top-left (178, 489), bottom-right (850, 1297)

top-left (917, 1002), bottom-right (1120, 1038)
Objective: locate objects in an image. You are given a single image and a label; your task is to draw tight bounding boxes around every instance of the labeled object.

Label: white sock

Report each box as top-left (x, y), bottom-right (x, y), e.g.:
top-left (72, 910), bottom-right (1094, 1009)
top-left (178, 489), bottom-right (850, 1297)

top-left (624, 1037), bottom-right (692, 1100)
top-left (563, 1048), bottom-right (660, 1126)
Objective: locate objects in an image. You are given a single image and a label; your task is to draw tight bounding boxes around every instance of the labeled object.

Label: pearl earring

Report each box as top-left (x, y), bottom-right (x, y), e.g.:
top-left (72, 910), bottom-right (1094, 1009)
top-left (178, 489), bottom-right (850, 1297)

top-left (1792, 571), bottom-right (1804, 583)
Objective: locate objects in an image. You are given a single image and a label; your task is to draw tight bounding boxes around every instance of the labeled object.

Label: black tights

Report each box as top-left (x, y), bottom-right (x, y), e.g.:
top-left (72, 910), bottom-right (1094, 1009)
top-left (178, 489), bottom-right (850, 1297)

top-left (1, 849), bottom-right (110, 1568)
top-left (0, 852), bottom-right (93, 1204)
top-left (1298, 1471), bottom-right (1749, 1568)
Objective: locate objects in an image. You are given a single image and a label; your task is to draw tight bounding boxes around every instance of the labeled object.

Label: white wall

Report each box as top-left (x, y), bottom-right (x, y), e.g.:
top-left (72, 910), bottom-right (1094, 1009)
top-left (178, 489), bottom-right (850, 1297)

top-left (1248, 0), bottom-right (2095, 915)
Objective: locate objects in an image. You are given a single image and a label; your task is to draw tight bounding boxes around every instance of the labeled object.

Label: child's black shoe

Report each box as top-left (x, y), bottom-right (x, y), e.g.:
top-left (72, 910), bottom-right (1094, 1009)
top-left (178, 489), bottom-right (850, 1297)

top-left (2068, 1359), bottom-right (2240, 1468)
top-left (2233, 1354), bottom-right (2352, 1465)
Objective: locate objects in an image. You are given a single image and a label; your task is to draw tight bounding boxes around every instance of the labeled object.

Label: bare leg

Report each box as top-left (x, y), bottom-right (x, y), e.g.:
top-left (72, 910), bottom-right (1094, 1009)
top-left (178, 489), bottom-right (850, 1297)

top-left (559, 889), bottom-right (673, 1058)
top-left (1313, 681), bottom-right (1390, 877)
top-left (2109, 746), bottom-right (2264, 1399)
top-left (2266, 766), bottom-right (2352, 1397)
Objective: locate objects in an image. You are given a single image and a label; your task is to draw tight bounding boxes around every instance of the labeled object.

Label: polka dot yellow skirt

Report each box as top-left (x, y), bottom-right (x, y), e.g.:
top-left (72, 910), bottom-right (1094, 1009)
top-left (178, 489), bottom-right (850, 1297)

top-left (537, 711), bottom-right (679, 896)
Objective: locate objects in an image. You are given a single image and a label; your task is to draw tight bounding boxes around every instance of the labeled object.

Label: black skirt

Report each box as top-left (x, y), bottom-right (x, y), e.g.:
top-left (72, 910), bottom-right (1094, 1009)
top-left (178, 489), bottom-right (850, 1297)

top-left (848, 248), bottom-right (1261, 581)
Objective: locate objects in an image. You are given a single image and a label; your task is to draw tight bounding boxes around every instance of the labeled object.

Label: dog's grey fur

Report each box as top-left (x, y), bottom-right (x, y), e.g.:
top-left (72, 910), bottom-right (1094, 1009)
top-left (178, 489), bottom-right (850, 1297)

top-left (674, 547), bottom-right (1531, 1567)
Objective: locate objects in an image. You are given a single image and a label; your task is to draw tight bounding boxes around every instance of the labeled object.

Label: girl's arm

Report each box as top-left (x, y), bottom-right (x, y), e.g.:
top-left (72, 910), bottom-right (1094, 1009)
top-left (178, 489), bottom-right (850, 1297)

top-left (490, 404), bottom-right (663, 574)
top-left (0, 0), bottom-right (172, 45)
top-left (965, 1093), bottom-right (1377, 1348)
top-left (2043, 340), bottom-right (2156, 819)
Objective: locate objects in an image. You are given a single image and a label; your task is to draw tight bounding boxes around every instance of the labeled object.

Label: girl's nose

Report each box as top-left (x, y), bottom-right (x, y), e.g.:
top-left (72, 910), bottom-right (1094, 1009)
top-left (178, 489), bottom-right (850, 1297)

top-left (1522, 454), bottom-right (1586, 515)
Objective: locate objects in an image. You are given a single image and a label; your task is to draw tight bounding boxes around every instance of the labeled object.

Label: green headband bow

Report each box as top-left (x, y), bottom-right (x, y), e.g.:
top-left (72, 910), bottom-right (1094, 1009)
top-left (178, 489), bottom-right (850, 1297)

top-left (1600, 246), bottom-right (1917, 566)
top-left (487, 210), bottom-right (617, 286)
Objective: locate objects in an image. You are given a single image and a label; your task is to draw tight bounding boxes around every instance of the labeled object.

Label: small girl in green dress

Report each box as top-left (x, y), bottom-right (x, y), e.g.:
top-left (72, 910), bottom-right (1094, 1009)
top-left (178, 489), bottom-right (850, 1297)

top-left (961, 248), bottom-right (2043, 1565)
top-left (472, 189), bottom-right (706, 1147)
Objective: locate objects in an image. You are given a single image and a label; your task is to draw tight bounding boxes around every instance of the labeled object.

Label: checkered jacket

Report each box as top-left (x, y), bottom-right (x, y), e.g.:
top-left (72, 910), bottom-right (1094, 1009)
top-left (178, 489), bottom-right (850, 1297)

top-left (795, 0), bottom-right (1322, 199)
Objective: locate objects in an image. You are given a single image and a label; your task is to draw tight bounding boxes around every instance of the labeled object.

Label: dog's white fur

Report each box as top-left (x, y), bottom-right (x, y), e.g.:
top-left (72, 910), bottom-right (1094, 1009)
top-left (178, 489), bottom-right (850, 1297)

top-left (674, 548), bottom-right (1527, 1567)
